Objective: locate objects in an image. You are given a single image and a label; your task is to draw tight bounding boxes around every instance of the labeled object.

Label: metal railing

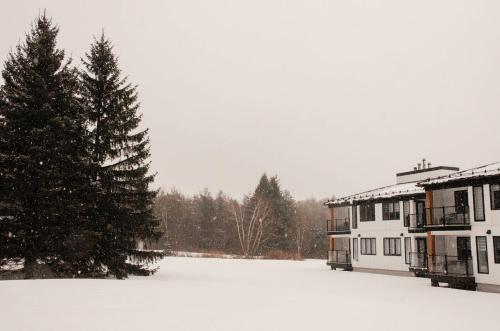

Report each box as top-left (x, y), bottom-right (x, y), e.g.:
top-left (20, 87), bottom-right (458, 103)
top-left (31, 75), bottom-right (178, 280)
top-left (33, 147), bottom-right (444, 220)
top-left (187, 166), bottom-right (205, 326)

top-left (425, 206), bottom-right (470, 227)
top-left (326, 218), bottom-right (350, 233)
top-left (327, 250), bottom-right (351, 265)
top-left (409, 252), bottom-right (428, 269)
top-left (408, 213), bottom-right (426, 231)
top-left (428, 255), bottom-right (473, 276)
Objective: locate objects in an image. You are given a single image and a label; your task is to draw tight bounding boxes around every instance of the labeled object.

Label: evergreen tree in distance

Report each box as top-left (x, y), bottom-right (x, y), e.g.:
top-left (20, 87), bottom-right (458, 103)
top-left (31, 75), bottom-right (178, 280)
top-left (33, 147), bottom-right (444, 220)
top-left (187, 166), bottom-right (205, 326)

top-left (0, 15), bottom-right (94, 277)
top-left (80, 34), bottom-right (163, 278)
top-left (252, 174), bottom-right (296, 253)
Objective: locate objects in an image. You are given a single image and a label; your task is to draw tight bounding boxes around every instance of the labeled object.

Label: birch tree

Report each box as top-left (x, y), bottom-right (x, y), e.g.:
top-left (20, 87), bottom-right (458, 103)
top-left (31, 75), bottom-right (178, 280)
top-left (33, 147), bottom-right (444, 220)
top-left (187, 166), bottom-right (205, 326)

top-left (232, 197), bottom-right (271, 257)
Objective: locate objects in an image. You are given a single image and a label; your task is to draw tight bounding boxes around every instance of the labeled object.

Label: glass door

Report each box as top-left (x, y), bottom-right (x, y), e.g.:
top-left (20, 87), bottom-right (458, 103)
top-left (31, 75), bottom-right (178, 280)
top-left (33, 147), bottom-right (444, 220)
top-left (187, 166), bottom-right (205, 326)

top-left (353, 238), bottom-right (358, 261)
top-left (416, 201), bottom-right (425, 227)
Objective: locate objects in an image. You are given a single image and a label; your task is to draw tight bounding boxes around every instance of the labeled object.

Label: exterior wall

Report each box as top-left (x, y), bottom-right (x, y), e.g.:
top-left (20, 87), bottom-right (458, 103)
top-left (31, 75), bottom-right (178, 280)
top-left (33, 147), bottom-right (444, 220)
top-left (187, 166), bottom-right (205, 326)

top-left (429, 184), bottom-right (500, 286)
top-left (397, 168), bottom-right (458, 184)
top-left (470, 184), bottom-right (500, 285)
top-left (330, 199), bottom-right (424, 272)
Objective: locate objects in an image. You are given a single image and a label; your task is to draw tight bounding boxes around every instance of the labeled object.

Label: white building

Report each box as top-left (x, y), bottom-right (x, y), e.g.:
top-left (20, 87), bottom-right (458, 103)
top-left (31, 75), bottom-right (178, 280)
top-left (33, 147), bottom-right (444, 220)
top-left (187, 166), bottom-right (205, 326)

top-left (419, 162), bottom-right (500, 290)
top-left (325, 160), bottom-right (500, 290)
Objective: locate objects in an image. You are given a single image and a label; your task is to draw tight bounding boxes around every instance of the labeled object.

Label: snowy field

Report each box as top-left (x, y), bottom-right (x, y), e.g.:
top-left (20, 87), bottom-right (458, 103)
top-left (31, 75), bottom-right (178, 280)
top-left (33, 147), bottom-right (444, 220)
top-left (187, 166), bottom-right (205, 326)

top-left (1, 257), bottom-right (499, 331)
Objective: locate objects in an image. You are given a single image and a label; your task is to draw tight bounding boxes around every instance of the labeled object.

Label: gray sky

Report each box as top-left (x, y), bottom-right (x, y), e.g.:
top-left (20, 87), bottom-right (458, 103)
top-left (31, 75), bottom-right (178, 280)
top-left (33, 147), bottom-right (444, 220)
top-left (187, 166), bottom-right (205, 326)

top-left (1, 1), bottom-right (500, 200)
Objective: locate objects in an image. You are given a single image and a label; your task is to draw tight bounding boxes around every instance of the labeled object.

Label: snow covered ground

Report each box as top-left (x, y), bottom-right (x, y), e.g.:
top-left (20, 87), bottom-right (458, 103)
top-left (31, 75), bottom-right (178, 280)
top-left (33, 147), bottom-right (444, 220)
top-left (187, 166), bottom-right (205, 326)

top-left (1, 257), bottom-right (499, 331)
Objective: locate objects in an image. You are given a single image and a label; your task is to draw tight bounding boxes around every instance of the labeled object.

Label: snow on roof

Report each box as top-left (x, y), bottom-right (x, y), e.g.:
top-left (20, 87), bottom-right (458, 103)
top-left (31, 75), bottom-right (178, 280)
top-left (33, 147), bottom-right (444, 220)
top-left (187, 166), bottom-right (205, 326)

top-left (419, 162), bottom-right (500, 186)
top-left (326, 181), bottom-right (424, 206)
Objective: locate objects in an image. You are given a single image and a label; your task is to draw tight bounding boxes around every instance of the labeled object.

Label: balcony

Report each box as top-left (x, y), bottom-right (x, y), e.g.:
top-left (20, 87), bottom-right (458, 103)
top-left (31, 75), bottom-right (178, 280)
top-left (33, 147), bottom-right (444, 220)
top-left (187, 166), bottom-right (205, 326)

top-left (428, 255), bottom-right (476, 290)
top-left (424, 206), bottom-right (471, 231)
top-left (409, 252), bottom-right (428, 272)
top-left (327, 250), bottom-right (352, 271)
top-left (326, 218), bottom-right (351, 234)
top-left (408, 214), bottom-right (426, 233)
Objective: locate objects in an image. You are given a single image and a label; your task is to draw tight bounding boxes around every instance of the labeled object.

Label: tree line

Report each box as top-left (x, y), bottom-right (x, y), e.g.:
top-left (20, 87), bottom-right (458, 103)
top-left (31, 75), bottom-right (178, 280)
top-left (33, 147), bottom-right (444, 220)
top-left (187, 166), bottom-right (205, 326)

top-left (0, 15), bottom-right (162, 279)
top-left (154, 174), bottom-right (328, 259)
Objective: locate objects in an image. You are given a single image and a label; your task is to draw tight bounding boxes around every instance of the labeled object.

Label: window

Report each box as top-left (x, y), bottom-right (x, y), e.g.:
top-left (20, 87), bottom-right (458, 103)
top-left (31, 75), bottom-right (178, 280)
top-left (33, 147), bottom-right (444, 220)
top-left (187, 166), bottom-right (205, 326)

top-left (359, 203), bottom-right (375, 222)
top-left (352, 205), bottom-right (358, 229)
top-left (353, 238), bottom-right (358, 261)
top-left (491, 184), bottom-right (500, 210)
top-left (361, 238), bottom-right (376, 255)
top-left (476, 236), bottom-right (489, 274)
top-left (383, 238), bottom-right (401, 256)
top-left (403, 200), bottom-right (410, 227)
top-left (383, 201), bottom-right (400, 220)
top-left (404, 237), bottom-right (411, 264)
top-left (473, 186), bottom-right (485, 221)
top-left (494, 237), bottom-right (500, 264)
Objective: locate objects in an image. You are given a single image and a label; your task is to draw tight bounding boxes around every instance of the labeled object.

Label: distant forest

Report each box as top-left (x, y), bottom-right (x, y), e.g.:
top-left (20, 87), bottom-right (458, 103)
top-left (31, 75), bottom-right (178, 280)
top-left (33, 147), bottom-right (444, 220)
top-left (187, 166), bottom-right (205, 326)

top-left (153, 174), bottom-right (328, 259)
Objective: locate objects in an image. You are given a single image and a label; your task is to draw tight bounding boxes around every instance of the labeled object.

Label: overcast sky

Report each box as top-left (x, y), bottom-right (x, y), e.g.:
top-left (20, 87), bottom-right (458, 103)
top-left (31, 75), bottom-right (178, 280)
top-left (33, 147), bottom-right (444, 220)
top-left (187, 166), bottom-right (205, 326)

top-left (1, 1), bottom-right (499, 200)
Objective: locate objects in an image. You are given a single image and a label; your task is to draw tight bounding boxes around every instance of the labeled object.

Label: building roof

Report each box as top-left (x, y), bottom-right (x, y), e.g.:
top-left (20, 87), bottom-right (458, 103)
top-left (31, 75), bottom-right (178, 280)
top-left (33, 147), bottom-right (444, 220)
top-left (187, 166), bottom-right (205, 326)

top-left (419, 162), bottom-right (500, 186)
top-left (325, 181), bottom-right (424, 206)
top-left (396, 166), bottom-right (459, 177)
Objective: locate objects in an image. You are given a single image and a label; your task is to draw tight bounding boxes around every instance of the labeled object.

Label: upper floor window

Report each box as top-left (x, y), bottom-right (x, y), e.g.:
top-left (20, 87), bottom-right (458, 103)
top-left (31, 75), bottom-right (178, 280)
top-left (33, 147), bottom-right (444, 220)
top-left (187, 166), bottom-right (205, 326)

top-left (359, 203), bottom-right (375, 222)
top-left (473, 186), bottom-right (485, 221)
top-left (491, 184), bottom-right (500, 210)
top-left (382, 201), bottom-right (400, 220)
top-left (352, 205), bottom-right (358, 229)
top-left (403, 200), bottom-right (410, 226)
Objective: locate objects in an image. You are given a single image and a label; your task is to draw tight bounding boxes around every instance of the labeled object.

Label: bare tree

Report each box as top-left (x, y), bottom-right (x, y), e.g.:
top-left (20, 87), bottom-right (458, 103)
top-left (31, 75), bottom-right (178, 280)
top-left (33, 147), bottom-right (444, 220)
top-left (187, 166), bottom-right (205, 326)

top-left (232, 197), bottom-right (271, 257)
top-left (294, 209), bottom-right (305, 257)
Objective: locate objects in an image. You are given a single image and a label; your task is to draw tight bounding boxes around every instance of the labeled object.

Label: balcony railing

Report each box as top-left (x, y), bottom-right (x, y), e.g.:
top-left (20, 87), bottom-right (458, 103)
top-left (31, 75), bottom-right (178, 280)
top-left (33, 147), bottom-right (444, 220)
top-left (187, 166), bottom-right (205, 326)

top-left (425, 206), bottom-right (470, 228)
top-left (327, 250), bottom-right (351, 265)
top-left (428, 255), bottom-right (473, 277)
top-left (326, 218), bottom-right (350, 233)
top-left (409, 252), bottom-right (428, 269)
top-left (408, 213), bottom-right (426, 232)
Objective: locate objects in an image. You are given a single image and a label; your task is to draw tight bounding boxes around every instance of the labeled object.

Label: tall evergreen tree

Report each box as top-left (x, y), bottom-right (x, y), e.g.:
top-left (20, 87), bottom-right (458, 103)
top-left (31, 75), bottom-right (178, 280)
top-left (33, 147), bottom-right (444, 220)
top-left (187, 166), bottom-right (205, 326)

top-left (80, 34), bottom-right (163, 278)
top-left (252, 174), bottom-right (296, 253)
top-left (0, 15), bottom-right (94, 277)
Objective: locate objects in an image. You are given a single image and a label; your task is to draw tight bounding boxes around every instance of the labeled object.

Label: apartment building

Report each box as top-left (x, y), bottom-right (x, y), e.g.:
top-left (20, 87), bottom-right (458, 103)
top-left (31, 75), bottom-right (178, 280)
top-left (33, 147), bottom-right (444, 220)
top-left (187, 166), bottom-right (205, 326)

top-left (325, 160), bottom-right (500, 291)
top-left (418, 162), bottom-right (500, 290)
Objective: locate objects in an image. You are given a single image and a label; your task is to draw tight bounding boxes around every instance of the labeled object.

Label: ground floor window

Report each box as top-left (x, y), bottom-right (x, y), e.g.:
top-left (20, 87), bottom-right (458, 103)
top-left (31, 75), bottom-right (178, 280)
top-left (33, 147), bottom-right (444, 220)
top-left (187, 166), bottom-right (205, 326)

top-left (383, 238), bottom-right (401, 256)
top-left (361, 238), bottom-right (376, 255)
top-left (493, 237), bottom-right (500, 264)
top-left (476, 236), bottom-right (489, 274)
top-left (404, 237), bottom-right (411, 264)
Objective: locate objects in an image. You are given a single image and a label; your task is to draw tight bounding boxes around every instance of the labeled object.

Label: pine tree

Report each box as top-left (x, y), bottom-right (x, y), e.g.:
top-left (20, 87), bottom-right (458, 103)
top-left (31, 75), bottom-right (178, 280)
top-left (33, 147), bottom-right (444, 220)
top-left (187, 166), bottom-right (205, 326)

top-left (0, 15), bottom-right (94, 277)
top-left (80, 34), bottom-right (163, 278)
top-left (252, 174), bottom-right (296, 253)
top-left (268, 176), bottom-right (296, 252)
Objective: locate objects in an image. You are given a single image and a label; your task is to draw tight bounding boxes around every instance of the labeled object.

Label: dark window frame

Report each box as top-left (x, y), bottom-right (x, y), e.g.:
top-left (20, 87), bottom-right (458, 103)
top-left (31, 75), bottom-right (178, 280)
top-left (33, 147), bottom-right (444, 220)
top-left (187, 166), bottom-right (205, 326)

top-left (490, 184), bottom-right (500, 211)
top-left (473, 185), bottom-right (485, 222)
top-left (476, 236), bottom-right (489, 274)
top-left (359, 203), bottom-right (375, 222)
top-left (360, 238), bottom-right (376, 255)
top-left (382, 201), bottom-right (400, 221)
top-left (493, 237), bottom-right (500, 264)
top-left (383, 238), bottom-right (402, 256)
